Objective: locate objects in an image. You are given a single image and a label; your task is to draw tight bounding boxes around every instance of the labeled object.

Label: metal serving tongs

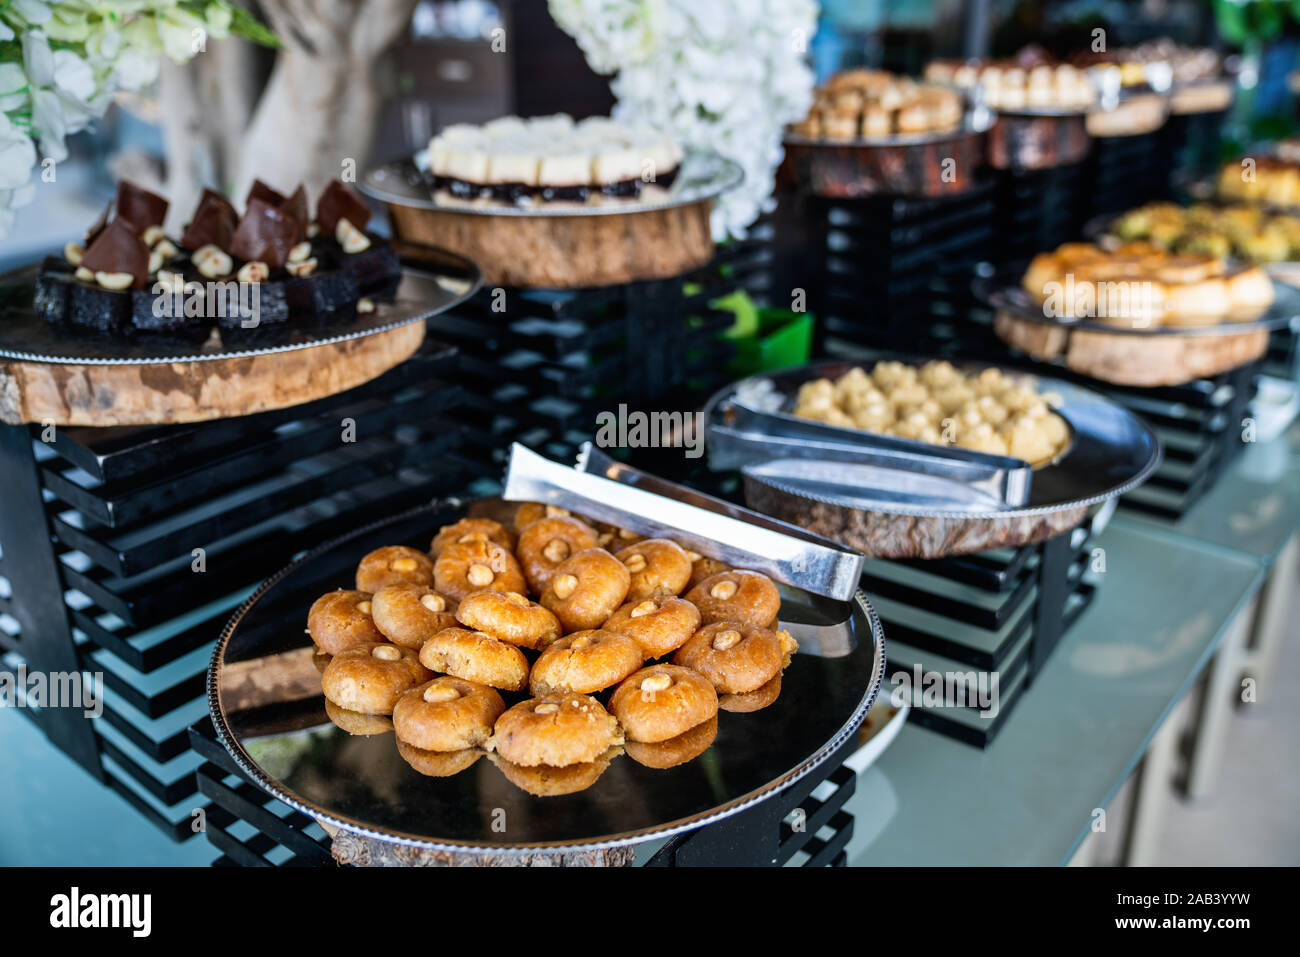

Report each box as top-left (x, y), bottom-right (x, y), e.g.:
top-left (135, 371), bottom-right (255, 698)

top-left (707, 396), bottom-right (1033, 510)
top-left (500, 442), bottom-right (864, 602)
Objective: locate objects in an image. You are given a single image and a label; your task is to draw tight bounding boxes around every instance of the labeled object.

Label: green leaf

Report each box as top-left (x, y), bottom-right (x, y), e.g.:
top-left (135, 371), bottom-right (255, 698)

top-left (1215, 0), bottom-right (1250, 45)
top-left (226, 4), bottom-right (281, 49)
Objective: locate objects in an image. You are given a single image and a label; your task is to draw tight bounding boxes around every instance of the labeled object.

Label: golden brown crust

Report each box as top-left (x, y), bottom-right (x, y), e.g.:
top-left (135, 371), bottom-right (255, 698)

top-left (614, 538), bottom-right (692, 601)
top-left (370, 584), bottom-right (458, 649)
top-left (595, 524), bottom-right (645, 550)
top-left (719, 671), bottom-right (783, 713)
top-left (355, 545), bottom-right (436, 593)
top-left (392, 676), bottom-right (506, 751)
top-left (528, 629), bottom-right (643, 695)
top-left (433, 539), bottom-right (526, 602)
top-left (604, 596), bottom-right (701, 659)
top-left (489, 693), bottom-right (623, 767)
top-left (513, 502), bottom-right (575, 533)
top-left (454, 589), bottom-right (561, 649)
top-left (539, 548), bottom-right (631, 632)
top-left (430, 517), bottom-right (515, 556)
top-left (418, 626), bottom-right (530, 691)
top-left (517, 515), bottom-right (601, 593)
top-left (320, 642), bottom-right (430, 715)
top-left (685, 555), bottom-right (732, 590)
top-left (609, 663), bottom-right (718, 742)
top-left (685, 569), bottom-right (781, 629)
top-left (307, 589), bottom-right (383, 655)
top-left (324, 699), bottom-right (394, 735)
top-left (490, 748), bottom-right (619, 796)
top-left (396, 740), bottom-right (483, 777)
top-left (624, 715), bottom-right (717, 768)
top-left (673, 622), bottom-right (795, 694)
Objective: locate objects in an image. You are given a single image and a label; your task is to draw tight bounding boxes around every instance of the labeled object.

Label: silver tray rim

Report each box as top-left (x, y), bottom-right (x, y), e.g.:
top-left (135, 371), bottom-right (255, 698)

top-left (359, 149), bottom-right (743, 219)
top-left (703, 357), bottom-right (1163, 521)
top-left (0, 258), bottom-right (483, 365)
top-left (206, 498), bottom-right (887, 854)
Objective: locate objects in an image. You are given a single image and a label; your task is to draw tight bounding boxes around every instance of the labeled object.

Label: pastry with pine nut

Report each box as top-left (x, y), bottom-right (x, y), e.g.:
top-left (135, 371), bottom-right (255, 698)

top-left (513, 501), bottom-right (575, 533)
top-left (516, 516), bottom-right (600, 593)
top-left (397, 740), bottom-right (484, 777)
top-left (614, 538), bottom-right (693, 601)
top-left (685, 569), bottom-right (782, 629)
top-left (595, 524), bottom-right (645, 550)
top-left (430, 517), bottom-right (515, 557)
top-left (370, 584), bottom-right (458, 648)
top-left (418, 626), bottom-right (530, 691)
top-left (324, 699), bottom-right (395, 735)
top-left (355, 545), bottom-right (436, 593)
top-left (307, 589), bottom-right (384, 655)
top-left (528, 630), bottom-right (643, 695)
top-left (392, 676), bottom-right (506, 751)
top-left (540, 548), bottom-right (632, 632)
top-left (321, 642), bottom-right (431, 715)
top-left (604, 596), bottom-right (701, 659)
top-left (609, 664), bottom-right (718, 743)
top-left (433, 538), bottom-right (526, 601)
top-left (719, 672), bottom-right (783, 713)
top-left (624, 714), bottom-right (718, 768)
top-left (489, 694), bottom-right (624, 767)
top-left (454, 589), bottom-right (561, 649)
top-left (685, 552), bottom-right (732, 590)
top-left (490, 748), bottom-right (620, 796)
top-left (673, 622), bottom-right (798, 695)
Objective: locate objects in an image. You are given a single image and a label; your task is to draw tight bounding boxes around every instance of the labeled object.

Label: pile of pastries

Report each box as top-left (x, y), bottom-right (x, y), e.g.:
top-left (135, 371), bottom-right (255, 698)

top-left (787, 68), bottom-right (964, 140)
top-left (426, 114), bottom-right (683, 208)
top-left (925, 46), bottom-right (1094, 110)
top-left (306, 504), bottom-right (797, 796)
top-left (1218, 156), bottom-right (1300, 208)
top-left (1022, 241), bottom-right (1276, 327)
top-left (791, 360), bottom-right (1070, 464)
top-left (1111, 202), bottom-right (1300, 264)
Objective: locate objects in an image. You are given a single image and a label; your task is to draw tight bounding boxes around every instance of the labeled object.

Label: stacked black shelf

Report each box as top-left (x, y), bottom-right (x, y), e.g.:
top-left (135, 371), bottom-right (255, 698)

top-left (0, 341), bottom-right (467, 843)
top-left (1083, 130), bottom-right (1169, 220)
top-left (992, 162), bottom-right (1089, 263)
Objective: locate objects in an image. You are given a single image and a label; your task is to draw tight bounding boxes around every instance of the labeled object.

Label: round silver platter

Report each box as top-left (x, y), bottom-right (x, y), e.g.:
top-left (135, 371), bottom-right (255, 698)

top-left (0, 247), bottom-right (481, 365)
top-left (703, 357), bottom-right (1162, 523)
top-left (359, 149), bottom-right (743, 219)
top-left (208, 500), bottom-right (885, 854)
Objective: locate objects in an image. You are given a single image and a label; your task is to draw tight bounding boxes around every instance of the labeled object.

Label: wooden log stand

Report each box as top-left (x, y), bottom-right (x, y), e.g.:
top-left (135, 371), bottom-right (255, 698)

top-left (0, 321), bottom-right (426, 427)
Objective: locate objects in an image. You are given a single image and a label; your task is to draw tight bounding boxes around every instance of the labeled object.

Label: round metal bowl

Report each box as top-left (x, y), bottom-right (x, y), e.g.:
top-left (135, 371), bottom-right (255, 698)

top-left (208, 500), bottom-right (886, 856)
top-left (702, 358), bottom-right (1161, 560)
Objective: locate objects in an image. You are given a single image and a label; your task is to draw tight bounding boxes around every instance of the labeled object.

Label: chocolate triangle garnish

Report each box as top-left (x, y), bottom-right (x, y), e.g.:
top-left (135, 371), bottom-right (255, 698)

top-left (81, 218), bottom-right (150, 289)
top-left (246, 179), bottom-right (287, 210)
top-left (280, 185), bottom-right (309, 241)
top-left (316, 179), bottom-right (371, 235)
top-left (181, 189), bottom-right (239, 252)
top-left (230, 198), bottom-right (299, 269)
top-left (115, 181), bottom-right (169, 234)
top-left (85, 200), bottom-right (112, 245)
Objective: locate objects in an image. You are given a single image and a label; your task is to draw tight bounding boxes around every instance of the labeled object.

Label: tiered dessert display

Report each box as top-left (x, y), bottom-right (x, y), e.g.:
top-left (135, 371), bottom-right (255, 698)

top-left (1, 179), bottom-right (479, 426)
top-left (209, 445), bottom-right (882, 863)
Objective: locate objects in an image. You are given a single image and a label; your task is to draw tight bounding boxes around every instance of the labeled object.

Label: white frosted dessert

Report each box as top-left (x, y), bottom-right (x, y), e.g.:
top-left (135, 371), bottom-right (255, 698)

top-left (427, 114), bottom-right (684, 206)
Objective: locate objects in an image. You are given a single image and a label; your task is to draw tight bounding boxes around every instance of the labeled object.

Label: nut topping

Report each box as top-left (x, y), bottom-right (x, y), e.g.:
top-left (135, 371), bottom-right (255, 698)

top-left (712, 629), bottom-right (742, 651)
top-left (142, 225), bottom-right (166, 246)
top-left (504, 592), bottom-right (530, 606)
top-left (419, 593), bottom-right (446, 612)
top-left (534, 702), bottom-right (560, 714)
top-left (542, 539), bottom-right (570, 563)
top-left (336, 217), bottom-right (371, 253)
top-left (640, 673), bottom-right (672, 693)
top-left (551, 574), bottom-right (578, 599)
top-left (570, 635), bottom-right (593, 649)
top-left (193, 244), bottom-right (233, 279)
top-left (423, 684), bottom-right (460, 703)
top-left (285, 257), bottom-right (317, 277)
top-left (95, 271), bottom-right (134, 291)
top-left (356, 297), bottom-right (375, 314)
top-left (356, 600), bottom-right (372, 615)
top-left (457, 532), bottom-right (489, 544)
top-left (64, 242), bottom-right (84, 266)
top-left (236, 260), bottom-right (269, 283)
top-left (684, 549), bottom-right (702, 562)
top-left (630, 600), bottom-right (657, 618)
top-left (466, 563), bottom-right (495, 587)
top-left (74, 266), bottom-right (94, 282)
top-left (545, 506), bottom-right (570, 518)
top-left (372, 645), bottom-right (401, 660)
top-left (390, 557), bottom-right (420, 573)
top-left (709, 580), bottom-right (739, 600)
top-left (288, 241), bottom-right (312, 263)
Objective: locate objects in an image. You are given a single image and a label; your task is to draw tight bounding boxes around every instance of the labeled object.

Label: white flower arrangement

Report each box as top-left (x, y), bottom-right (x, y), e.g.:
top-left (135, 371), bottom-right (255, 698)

top-left (0, 0), bottom-right (275, 235)
top-left (550, 0), bottom-right (818, 240)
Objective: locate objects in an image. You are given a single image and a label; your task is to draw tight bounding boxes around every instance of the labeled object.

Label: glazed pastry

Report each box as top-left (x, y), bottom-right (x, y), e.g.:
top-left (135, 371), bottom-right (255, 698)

top-left (325, 699), bottom-right (394, 735)
top-left (673, 622), bottom-right (797, 694)
top-left (512, 501), bottom-right (573, 532)
top-left (624, 715), bottom-right (718, 769)
top-left (490, 749), bottom-right (619, 796)
top-left (595, 524), bottom-right (645, 550)
top-left (418, 627), bottom-right (530, 692)
top-left (719, 672), bottom-right (784, 713)
top-left (685, 570), bottom-right (782, 629)
top-left (489, 693), bottom-right (624, 767)
top-left (516, 515), bottom-right (600, 593)
top-left (370, 584), bottom-right (458, 649)
top-left (454, 589), bottom-right (561, 649)
top-left (614, 538), bottom-right (692, 601)
top-left (392, 676), bottom-right (506, 751)
top-left (540, 548), bottom-right (631, 632)
top-left (320, 642), bottom-right (430, 715)
top-left (793, 69), bottom-right (964, 139)
top-left (355, 545), bottom-right (436, 593)
top-left (433, 538), bottom-right (526, 601)
top-left (528, 630), bottom-right (643, 696)
top-left (430, 517), bottom-right (515, 556)
top-left (604, 595), bottom-right (701, 659)
top-left (685, 551), bottom-right (732, 590)
top-left (397, 740), bottom-right (483, 777)
top-left (609, 664), bottom-right (718, 743)
top-left (307, 589), bottom-right (383, 655)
